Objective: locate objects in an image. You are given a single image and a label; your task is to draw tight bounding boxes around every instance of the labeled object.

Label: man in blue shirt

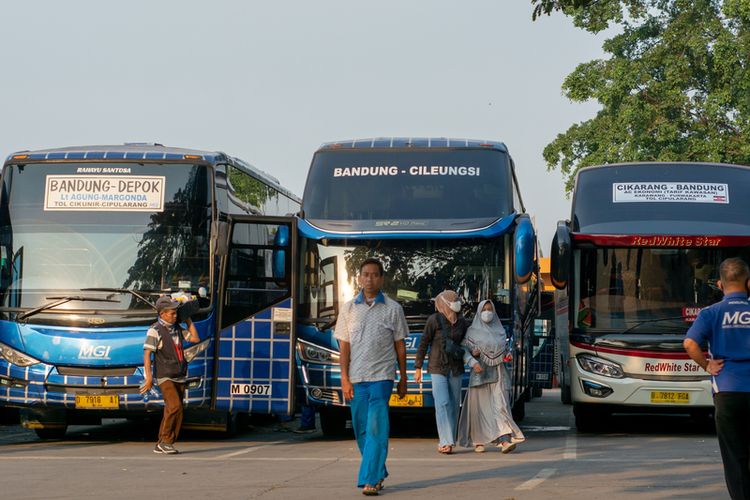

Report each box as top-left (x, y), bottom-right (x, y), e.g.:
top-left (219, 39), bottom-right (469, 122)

top-left (684, 257), bottom-right (750, 500)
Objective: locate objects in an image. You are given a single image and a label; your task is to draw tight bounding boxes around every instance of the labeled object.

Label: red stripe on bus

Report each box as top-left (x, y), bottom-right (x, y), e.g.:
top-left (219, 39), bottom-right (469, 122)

top-left (571, 341), bottom-right (700, 360)
top-left (571, 234), bottom-right (750, 248)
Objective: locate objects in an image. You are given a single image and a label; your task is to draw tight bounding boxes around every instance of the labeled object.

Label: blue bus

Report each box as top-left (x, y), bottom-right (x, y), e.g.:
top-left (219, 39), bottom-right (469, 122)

top-left (295, 137), bottom-right (539, 435)
top-left (0, 144), bottom-right (300, 438)
top-left (551, 162), bottom-right (750, 431)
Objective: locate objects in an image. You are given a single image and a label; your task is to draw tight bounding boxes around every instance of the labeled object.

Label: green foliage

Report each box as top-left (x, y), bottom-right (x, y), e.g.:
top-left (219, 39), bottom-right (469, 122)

top-left (531, 0), bottom-right (750, 193)
top-left (228, 166), bottom-right (271, 212)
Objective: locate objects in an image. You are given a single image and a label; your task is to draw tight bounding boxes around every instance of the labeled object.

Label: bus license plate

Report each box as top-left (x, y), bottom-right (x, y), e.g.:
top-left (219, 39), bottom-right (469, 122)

top-left (75, 394), bottom-right (119, 409)
top-left (389, 394), bottom-right (423, 407)
top-left (650, 391), bottom-right (690, 404)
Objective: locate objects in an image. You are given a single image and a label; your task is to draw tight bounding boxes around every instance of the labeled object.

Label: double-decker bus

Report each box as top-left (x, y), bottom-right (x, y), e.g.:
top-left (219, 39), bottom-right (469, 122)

top-left (551, 162), bottom-right (750, 431)
top-left (295, 137), bottom-right (539, 435)
top-left (0, 144), bottom-right (300, 438)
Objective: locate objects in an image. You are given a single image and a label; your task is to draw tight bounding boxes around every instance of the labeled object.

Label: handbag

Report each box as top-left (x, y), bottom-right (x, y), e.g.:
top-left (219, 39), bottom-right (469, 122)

top-left (437, 314), bottom-right (464, 362)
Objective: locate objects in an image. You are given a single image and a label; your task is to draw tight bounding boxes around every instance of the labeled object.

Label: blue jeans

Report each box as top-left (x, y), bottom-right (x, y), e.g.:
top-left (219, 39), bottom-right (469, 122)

top-left (350, 380), bottom-right (393, 487)
top-left (431, 372), bottom-right (462, 447)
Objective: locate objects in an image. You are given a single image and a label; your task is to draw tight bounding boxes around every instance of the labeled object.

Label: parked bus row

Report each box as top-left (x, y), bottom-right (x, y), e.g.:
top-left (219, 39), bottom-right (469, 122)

top-left (0, 139), bottom-right (739, 437)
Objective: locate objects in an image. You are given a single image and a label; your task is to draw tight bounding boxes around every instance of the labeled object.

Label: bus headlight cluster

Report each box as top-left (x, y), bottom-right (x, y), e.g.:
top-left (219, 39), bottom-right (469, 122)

top-left (297, 340), bottom-right (340, 365)
top-left (0, 342), bottom-right (41, 367)
top-left (577, 354), bottom-right (624, 379)
top-left (184, 340), bottom-right (210, 362)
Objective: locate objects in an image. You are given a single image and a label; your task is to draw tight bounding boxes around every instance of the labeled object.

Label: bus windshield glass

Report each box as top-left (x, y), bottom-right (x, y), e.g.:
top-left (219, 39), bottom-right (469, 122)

top-left (575, 247), bottom-right (750, 333)
top-left (0, 162), bottom-right (211, 313)
top-left (302, 149), bottom-right (511, 222)
top-left (299, 237), bottom-right (510, 324)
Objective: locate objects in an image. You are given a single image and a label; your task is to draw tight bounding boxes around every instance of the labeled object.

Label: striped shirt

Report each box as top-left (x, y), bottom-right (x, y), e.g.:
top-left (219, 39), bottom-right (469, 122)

top-left (144, 319), bottom-right (191, 385)
top-left (334, 290), bottom-right (408, 383)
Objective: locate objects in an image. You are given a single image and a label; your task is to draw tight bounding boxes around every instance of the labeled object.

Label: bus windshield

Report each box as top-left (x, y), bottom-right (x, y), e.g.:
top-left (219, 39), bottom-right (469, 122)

top-left (575, 246), bottom-right (750, 334)
top-left (302, 149), bottom-right (511, 223)
top-left (299, 237), bottom-right (510, 324)
top-left (0, 162), bottom-right (211, 314)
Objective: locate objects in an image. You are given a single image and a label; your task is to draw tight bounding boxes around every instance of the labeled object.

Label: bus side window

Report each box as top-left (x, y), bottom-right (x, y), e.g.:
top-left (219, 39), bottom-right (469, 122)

top-left (221, 222), bottom-right (291, 328)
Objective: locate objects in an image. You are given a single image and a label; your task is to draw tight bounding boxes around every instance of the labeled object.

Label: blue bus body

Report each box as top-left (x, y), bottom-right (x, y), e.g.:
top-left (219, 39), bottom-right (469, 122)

top-left (0, 144), bottom-right (300, 437)
top-left (295, 138), bottom-right (539, 434)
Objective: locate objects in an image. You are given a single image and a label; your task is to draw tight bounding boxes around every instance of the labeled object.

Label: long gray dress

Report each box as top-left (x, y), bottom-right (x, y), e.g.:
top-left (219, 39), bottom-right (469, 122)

top-left (457, 300), bottom-right (525, 447)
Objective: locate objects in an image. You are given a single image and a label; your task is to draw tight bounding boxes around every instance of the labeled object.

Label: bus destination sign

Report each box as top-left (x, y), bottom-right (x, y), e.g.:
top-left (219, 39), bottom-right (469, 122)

top-left (612, 182), bottom-right (729, 204)
top-left (44, 175), bottom-right (165, 212)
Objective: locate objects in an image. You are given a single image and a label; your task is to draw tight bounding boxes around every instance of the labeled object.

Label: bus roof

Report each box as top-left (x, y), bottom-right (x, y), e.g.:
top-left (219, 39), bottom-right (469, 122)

top-left (571, 162), bottom-right (750, 236)
top-left (318, 137), bottom-right (508, 152)
top-left (5, 144), bottom-right (227, 163)
top-left (4, 144), bottom-right (301, 203)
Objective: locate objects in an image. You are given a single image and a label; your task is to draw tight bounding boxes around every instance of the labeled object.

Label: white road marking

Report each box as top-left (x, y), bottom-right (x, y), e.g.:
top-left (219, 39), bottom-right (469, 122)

top-left (521, 426), bottom-right (571, 432)
top-left (213, 441), bottom-right (284, 459)
top-left (0, 455), bottom-right (722, 464)
top-left (563, 415), bottom-right (577, 459)
top-left (515, 468), bottom-right (556, 490)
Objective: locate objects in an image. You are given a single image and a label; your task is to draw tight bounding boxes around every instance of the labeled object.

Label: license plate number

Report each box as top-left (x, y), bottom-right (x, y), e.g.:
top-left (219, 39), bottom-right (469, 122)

top-left (75, 394), bottom-right (119, 409)
top-left (389, 394), bottom-right (423, 407)
top-left (650, 391), bottom-right (690, 404)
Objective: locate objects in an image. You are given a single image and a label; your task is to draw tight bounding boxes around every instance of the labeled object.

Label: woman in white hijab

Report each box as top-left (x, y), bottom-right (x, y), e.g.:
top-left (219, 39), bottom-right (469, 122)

top-left (457, 300), bottom-right (525, 453)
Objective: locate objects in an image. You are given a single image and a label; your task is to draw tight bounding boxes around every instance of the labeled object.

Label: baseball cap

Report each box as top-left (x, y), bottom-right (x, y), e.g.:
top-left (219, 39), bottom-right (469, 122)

top-left (155, 296), bottom-right (180, 312)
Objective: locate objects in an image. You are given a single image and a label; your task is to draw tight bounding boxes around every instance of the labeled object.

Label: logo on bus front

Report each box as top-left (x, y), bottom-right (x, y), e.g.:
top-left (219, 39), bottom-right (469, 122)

top-left (78, 345), bottom-right (111, 360)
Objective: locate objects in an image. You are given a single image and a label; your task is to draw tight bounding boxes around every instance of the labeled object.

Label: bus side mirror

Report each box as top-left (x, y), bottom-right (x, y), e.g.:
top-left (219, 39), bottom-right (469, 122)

top-left (514, 215), bottom-right (535, 284)
top-left (550, 221), bottom-right (571, 290)
top-left (272, 225), bottom-right (289, 279)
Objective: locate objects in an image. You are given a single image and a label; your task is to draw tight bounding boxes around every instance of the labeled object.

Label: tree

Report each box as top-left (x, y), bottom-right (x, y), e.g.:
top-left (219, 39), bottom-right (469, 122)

top-left (531, 0), bottom-right (750, 193)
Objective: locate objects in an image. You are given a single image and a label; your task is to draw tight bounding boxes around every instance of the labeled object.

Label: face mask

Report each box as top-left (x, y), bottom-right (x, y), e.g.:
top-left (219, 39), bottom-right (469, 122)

top-left (480, 311), bottom-right (494, 323)
top-left (440, 296), bottom-right (462, 313)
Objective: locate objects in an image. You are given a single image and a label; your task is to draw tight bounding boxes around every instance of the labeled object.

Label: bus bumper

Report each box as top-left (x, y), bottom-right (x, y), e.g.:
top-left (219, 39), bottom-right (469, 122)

top-left (570, 361), bottom-right (714, 408)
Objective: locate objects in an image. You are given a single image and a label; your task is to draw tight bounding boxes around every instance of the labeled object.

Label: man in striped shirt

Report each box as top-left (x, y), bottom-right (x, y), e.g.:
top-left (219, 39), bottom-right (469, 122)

top-left (141, 296), bottom-right (199, 455)
top-left (336, 258), bottom-right (408, 495)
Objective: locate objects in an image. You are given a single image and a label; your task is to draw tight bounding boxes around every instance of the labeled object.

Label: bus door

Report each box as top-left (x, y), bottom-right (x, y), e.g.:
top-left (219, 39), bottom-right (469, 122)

top-left (214, 215), bottom-right (297, 416)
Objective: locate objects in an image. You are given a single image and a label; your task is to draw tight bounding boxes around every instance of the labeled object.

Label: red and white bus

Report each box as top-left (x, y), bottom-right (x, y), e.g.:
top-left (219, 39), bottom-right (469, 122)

top-left (551, 162), bottom-right (750, 431)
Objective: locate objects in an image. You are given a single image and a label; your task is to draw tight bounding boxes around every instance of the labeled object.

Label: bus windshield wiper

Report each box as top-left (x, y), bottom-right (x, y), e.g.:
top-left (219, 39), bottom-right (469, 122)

top-left (81, 288), bottom-right (157, 311)
top-left (17, 295), bottom-right (121, 322)
top-left (620, 316), bottom-right (686, 335)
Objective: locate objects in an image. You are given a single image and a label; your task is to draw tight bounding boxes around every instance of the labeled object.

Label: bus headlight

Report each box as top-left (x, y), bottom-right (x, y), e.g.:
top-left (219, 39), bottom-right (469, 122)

top-left (577, 354), bottom-right (624, 379)
top-left (184, 340), bottom-right (210, 363)
top-left (297, 340), bottom-right (340, 365)
top-left (0, 342), bottom-right (41, 367)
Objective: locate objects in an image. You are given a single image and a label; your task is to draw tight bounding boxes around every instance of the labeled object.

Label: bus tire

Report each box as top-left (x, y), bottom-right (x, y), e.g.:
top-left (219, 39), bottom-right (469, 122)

top-left (532, 386), bottom-right (543, 398)
top-left (574, 404), bottom-right (608, 432)
top-left (512, 398), bottom-right (525, 422)
top-left (561, 382), bottom-right (572, 405)
top-left (524, 387), bottom-right (533, 402)
top-left (559, 365), bottom-right (572, 405)
top-left (34, 426), bottom-right (67, 440)
top-left (320, 407), bottom-right (351, 437)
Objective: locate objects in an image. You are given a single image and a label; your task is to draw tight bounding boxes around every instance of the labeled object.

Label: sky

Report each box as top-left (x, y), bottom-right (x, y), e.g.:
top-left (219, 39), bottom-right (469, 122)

top-left (0, 1), bottom-right (609, 250)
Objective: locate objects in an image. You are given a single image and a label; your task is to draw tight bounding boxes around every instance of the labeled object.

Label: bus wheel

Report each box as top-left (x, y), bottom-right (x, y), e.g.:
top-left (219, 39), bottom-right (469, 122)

top-left (512, 398), bottom-right (525, 422)
top-left (560, 382), bottom-right (572, 405)
top-left (574, 404), bottom-right (608, 432)
top-left (320, 407), bottom-right (351, 437)
top-left (34, 426), bottom-right (67, 440)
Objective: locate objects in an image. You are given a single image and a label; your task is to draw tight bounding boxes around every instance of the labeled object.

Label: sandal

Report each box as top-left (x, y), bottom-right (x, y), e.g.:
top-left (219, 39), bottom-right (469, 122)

top-left (362, 485), bottom-right (379, 496)
top-left (500, 441), bottom-right (517, 454)
top-left (474, 444), bottom-right (485, 453)
top-left (438, 445), bottom-right (453, 454)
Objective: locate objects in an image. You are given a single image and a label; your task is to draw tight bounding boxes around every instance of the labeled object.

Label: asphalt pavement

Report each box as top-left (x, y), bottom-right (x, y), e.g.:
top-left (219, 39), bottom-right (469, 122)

top-left (0, 390), bottom-right (729, 499)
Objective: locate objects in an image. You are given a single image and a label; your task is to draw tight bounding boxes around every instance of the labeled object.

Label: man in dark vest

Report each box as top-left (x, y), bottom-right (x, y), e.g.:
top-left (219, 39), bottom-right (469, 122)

top-left (141, 296), bottom-right (199, 454)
